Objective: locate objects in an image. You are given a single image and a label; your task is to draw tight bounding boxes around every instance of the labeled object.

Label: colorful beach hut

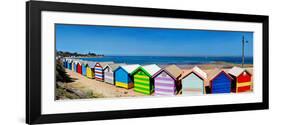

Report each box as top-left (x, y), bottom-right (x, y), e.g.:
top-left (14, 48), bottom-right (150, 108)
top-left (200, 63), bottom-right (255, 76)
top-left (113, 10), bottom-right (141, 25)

top-left (94, 62), bottom-right (114, 81)
top-left (115, 64), bottom-right (140, 89)
top-left (67, 59), bottom-right (72, 70)
top-left (64, 59), bottom-right (68, 68)
top-left (86, 62), bottom-right (96, 79)
top-left (181, 66), bottom-right (207, 95)
top-left (152, 65), bottom-right (182, 96)
top-left (71, 60), bottom-right (76, 71)
top-left (81, 61), bottom-right (88, 76)
top-left (103, 63), bottom-right (126, 84)
top-left (228, 67), bottom-right (252, 92)
top-left (132, 64), bottom-right (161, 95)
top-left (63, 58), bottom-right (67, 68)
top-left (73, 61), bottom-right (78, 72)
top-left (207, 69), bottom-right (232, 93)
top-left (76, 62), bottom-right (82, 74)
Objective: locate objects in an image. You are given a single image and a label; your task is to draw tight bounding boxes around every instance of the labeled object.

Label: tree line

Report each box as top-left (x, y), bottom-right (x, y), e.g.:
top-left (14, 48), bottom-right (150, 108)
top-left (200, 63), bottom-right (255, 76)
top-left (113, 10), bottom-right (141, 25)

top-left (56, 51), bottom-right (104, 57)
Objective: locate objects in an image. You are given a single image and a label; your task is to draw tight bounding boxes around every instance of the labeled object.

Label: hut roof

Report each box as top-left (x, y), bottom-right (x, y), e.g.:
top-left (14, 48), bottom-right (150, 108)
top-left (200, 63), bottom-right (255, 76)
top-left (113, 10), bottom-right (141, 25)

top-left (228, 66), bottom-right (248, 77)
top-left (120, 64), bottom-right (141, 74)
top-left (141, 64), bottom-right (161, 76)
top-left (87, 61), bottom-right (97, 68)
top-left (193, 66), bottom-right (207, 79)
top-left (97, 62), bottom-right (114, 68)
top-left (162, 65), bottom-right (182, 79)
top-left (180, 66), bottom-right (207, 80)
top-left (206, 68), bottom-right (222, 80)
top-left (80, 60), bottom-right (89, 65)
top-left (66, 59), bottom-right (73, 63)
top-left (104, 63), bottom-right (126, 71)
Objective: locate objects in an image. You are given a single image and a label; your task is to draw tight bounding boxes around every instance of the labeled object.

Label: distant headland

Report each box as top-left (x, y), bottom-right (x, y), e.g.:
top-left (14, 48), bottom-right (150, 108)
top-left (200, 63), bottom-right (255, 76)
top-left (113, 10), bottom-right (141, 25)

top-left (56, 51), bottom-right (104, 58)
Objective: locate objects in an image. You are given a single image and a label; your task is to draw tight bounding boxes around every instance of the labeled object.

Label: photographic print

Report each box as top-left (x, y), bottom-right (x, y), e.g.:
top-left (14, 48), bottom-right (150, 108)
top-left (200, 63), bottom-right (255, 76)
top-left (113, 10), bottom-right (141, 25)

top-left (26, 1), bottom-right (268, 124)
top-left (55, 24), bottom-right (254, 100)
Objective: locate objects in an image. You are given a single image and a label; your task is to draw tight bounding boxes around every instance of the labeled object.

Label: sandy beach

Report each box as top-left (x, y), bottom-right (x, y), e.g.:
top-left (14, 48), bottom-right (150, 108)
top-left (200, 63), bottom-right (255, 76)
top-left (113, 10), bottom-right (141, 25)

top-left (63, 69), bottom-right (145, 98)
top-left (57, 63), bottom-right (253, 100)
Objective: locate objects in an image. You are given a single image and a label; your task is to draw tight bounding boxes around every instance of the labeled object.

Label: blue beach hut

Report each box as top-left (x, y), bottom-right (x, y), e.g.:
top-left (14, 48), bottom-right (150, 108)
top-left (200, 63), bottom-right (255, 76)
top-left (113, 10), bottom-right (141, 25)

top-left (81, 61), bottom-right (88, 76)
top-left (114, 64), bottom-right (140, 89)
top-left (63, 59), bottom-right (67, 68)
top-left (73, 60), bottom-right (78, 72)
top-left (67, 59), bottom-right (72, 70)
top-left (207, 69), bottom-right (233, 93)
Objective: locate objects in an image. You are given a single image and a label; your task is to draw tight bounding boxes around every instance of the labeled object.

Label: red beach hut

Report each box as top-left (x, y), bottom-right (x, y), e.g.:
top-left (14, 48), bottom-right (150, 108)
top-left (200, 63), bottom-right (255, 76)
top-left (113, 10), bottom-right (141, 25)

top-left (228, 67), bottom-right (252, 92)
top-left (76, 62), bottom-right (82, 74)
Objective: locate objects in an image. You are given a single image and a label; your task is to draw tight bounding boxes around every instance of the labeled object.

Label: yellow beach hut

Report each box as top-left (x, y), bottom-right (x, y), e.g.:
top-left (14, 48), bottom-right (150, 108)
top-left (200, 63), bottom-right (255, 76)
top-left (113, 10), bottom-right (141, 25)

top-left (86, 61), bottom-right (96, 79)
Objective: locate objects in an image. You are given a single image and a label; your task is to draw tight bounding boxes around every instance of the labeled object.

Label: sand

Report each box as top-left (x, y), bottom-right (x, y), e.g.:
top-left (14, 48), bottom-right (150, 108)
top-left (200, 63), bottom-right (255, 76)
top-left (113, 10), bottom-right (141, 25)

top-left (64, 69), bottom-right (145, 98)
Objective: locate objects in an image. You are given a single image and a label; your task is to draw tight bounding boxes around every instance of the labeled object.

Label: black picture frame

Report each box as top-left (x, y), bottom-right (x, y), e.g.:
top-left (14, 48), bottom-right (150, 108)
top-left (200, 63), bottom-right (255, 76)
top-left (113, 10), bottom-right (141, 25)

top-left (26, 1), bottom-right (269, 124)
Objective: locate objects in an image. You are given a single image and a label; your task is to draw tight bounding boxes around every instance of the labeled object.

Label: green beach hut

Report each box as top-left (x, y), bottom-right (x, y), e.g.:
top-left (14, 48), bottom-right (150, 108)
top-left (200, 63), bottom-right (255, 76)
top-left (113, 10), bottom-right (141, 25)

top-left (132, 64), bottom-right (161, 95)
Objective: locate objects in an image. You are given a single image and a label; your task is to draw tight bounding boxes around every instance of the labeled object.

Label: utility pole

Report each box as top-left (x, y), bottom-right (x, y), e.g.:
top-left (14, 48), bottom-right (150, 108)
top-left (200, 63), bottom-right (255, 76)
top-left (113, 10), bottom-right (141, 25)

top-left (242, 35), bottom-right (248, 68)
top-left (242, 35), bottom-right (245, 68)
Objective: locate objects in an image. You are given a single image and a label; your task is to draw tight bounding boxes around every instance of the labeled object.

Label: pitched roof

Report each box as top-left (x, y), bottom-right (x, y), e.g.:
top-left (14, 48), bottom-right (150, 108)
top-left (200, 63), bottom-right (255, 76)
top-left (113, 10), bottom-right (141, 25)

top-left (193, 66), bottom-right (207, 79)
top-left (104, 63), bottom-right (126, 71)
top-left (228, 66), bottom-right (247, 77)
top-left (80, 60), bottom-right (89, 65)
top-left (87, 61), bottom-right (97, 68)
top-left (141, 64), bottom-right (161, 76)
top-left (180, 66), bottom-right (207, 80)
top-left (120, 64), bottom-right (141, 74)
top-left (97, 62), bottom-right (114, 68)
top-left (163, 65), bottom-right (182, 79)
top-left (206, 68), bottom-right (222, 81)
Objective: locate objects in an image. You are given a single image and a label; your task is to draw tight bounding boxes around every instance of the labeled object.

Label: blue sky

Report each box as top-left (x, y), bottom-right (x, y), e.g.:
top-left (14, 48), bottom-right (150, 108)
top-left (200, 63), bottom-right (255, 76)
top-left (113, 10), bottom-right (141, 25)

top-left (56, 24), bottom-right (253, 57)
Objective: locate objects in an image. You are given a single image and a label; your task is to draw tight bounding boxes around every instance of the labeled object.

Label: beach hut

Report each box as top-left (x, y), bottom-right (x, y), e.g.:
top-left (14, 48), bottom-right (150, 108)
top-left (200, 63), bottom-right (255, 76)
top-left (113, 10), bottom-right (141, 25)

top-left (76, 62), bottom-right (82, 74)
top-left (180, 66), bottom-right (207, 95)
top-left (64, 59), bottom-right (69, 68)
top-left (228, 67), bottom-right (252, 92)
top-left (207, 69), bottom-right (232, 93)
top-left (132, 64), bottom-right (161, 95)
top-left (103, 63), bottom-right (126, 84)
top-left (73, 61), bottom-right (78, 72)
top-left (152, 65), bottom-right (182, 96)
top-left (94, 62), bottom-right (114, 81)
top-left (81, 61), bottom-right (88, 76)
top-left (115, 64), bottom-right (140, 89)
top-left (67, 59), bottom-right (72, 70)
top-left (71, 60), bottom-right (75, 71)
top-left (86, 62), bottom-right (96, 79)
top-left (63, 58), bottom-right (67, 68)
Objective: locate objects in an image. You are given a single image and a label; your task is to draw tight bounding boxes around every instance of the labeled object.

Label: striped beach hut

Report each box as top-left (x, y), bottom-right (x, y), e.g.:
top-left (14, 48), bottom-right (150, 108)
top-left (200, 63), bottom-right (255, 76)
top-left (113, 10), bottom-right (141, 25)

top-left (115, 64), bottom-right (140, 89)
top-left (228, 67), bottom-right (252, 92)
top-left (94, 62), bottom-right (114, 81)
top-left (76, 61), bottom-right (82, 74)
top-left (86, 62), bottom-right (96, 79)
top-left (207, 69), bottom-right (232, 94)
top-left (103, 63), bottom-right (126, 84)
top-left (152, 65), bottom-right (182, 96)
top-left (181, 66), bottom-right (207, 95)
top-left (132, 64), bottom-right (161, 95)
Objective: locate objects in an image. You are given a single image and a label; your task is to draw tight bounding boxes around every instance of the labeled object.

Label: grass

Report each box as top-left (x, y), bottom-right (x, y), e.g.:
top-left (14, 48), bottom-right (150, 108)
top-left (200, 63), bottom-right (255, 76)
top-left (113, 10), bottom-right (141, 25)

top-left (55, 83), bottom-right (104, 100)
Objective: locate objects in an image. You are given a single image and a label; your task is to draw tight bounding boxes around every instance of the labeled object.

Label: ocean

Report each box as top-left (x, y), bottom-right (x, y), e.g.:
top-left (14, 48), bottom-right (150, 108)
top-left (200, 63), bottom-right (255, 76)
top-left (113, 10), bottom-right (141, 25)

top-left (79, 56), bottom-right (253, 65)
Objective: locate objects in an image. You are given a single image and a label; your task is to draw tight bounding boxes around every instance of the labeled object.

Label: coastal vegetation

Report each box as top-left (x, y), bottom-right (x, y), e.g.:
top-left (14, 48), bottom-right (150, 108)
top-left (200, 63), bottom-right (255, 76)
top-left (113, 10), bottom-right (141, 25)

top-left (55, 60), bottom-right (102, 99)
top-left (56, 50), bottom-right (104, 57)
